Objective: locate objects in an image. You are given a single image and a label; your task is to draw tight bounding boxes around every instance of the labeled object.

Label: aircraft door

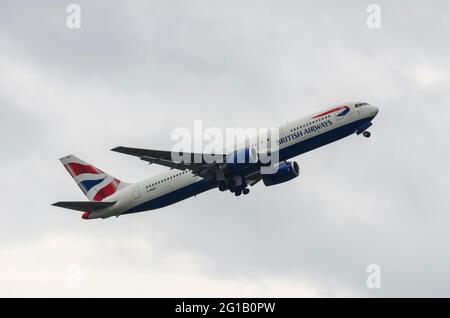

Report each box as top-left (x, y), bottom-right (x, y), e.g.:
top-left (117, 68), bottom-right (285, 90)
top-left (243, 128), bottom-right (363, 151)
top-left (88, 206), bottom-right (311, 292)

top-left (275, 127), bottom-right (285, 149)
top-left (132, 185), bottom-right (140, 200)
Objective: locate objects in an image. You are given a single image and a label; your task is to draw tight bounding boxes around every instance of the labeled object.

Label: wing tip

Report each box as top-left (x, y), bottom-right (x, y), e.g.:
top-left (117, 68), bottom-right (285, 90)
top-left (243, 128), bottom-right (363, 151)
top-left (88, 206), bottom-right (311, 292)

top-left (111, 146), bottom-right (123, 152)
top-left (111, 146), bottom-right (141, 157)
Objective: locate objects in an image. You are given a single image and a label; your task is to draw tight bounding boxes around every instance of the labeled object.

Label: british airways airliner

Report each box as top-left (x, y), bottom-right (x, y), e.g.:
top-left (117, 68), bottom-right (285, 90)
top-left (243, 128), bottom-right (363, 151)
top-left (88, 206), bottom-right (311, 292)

top-left (53, 102), bottom-right (378, 219)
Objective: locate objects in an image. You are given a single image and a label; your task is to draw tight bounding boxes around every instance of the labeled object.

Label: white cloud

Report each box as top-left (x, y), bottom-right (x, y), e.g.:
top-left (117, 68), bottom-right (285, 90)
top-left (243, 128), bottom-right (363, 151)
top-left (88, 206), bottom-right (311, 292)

top-left (0, 233), bottom-right (326, 297)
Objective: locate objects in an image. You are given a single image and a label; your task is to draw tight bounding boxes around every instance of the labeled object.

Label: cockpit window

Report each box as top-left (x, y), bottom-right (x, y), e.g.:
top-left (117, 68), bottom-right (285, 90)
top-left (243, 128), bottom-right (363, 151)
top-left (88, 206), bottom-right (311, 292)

top-left (355, 102), bottom-right (369, 108)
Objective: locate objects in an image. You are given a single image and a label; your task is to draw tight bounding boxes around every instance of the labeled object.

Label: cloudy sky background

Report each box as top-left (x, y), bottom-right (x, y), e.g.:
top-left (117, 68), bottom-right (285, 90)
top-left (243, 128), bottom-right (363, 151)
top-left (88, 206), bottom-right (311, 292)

top-left (1, 0), bottom-right (449, 297)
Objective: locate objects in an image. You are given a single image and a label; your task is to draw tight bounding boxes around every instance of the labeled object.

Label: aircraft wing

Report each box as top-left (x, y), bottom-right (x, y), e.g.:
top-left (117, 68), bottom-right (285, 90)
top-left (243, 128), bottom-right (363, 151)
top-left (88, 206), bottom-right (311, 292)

top-left (244, 171), bottom-right (263, 186)
top-left (112, 146), bottom-right (268, 185)
top-left (111, 146), bottom-right (226, 179)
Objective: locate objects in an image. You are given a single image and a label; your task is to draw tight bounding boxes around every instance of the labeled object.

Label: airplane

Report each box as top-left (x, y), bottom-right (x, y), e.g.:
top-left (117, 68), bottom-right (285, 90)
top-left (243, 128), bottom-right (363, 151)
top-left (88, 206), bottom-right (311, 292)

top-left (53, 102), bottom-right (379, 220)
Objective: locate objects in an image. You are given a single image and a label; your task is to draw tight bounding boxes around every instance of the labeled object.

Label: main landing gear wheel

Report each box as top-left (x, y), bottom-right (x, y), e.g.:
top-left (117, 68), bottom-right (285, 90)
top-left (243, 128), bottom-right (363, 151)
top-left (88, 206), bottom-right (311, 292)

top-left (235, 190), bottom-right (242, 196)
top-left (363, 131), bottom-right (371, 138)
top-left (242, 188), bottom-right (250, 195)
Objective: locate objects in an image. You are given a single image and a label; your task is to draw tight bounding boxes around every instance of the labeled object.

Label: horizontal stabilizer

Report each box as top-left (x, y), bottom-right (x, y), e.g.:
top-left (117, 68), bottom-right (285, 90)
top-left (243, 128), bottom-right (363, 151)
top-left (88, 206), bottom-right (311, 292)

top-left (52, 201), bottom-right (116, 212)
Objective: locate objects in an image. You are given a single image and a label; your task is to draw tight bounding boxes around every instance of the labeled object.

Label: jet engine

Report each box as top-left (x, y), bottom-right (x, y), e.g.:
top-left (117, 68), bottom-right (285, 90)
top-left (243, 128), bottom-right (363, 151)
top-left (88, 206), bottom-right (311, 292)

top-left (262, 161), bottom-right (299, 186)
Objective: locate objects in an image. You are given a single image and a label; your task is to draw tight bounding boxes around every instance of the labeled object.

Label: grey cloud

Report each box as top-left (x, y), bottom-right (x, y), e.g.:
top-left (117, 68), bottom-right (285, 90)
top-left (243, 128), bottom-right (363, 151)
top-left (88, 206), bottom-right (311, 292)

top-left (0, 0), bottom-right (450, 297)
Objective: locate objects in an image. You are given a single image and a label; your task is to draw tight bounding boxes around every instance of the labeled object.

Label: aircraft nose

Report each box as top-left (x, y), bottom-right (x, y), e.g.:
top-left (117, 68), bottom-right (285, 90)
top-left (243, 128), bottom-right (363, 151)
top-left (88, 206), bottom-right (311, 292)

top-left (370, 105), bottom-right (379, 118)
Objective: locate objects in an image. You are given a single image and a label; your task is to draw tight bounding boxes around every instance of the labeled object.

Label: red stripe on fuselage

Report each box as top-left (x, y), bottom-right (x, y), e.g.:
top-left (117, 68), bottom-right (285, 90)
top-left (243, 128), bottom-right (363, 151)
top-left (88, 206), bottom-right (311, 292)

top-left (312, 107), bottom-right (343, 119)
top-left (93, 178), bottom-right (120, 202)
top-left (64, 162), bottom-right (102, 177)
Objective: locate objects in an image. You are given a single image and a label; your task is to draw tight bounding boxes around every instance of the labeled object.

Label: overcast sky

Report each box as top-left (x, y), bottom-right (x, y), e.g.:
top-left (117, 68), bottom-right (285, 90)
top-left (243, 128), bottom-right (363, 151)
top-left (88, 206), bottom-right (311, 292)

top-left (1, 0), bottom-right (449, 297)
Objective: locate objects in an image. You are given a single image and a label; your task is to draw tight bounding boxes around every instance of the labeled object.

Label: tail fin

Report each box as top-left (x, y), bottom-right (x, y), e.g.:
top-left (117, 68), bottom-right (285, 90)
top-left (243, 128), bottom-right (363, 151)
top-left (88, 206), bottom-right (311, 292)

top-left (60, 155), bottom-right (129, 201)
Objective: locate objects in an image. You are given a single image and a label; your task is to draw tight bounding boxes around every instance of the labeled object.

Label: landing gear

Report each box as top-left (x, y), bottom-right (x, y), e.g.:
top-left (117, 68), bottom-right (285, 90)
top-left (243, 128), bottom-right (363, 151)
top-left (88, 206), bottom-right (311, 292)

top-left (219, 175), bottom-right (251, 196)
top-left (233, 187), bottom-right (249, 196)
top-left (363, 131), bottom-right (371, 138)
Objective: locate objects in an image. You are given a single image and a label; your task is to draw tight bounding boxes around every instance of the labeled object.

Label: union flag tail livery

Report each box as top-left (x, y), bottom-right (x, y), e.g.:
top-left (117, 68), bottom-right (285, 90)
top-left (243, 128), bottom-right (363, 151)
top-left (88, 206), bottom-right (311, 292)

top-left (60, 155), bottom-right (128, 202)
top-left (53, 101), bottom-right (379, 220)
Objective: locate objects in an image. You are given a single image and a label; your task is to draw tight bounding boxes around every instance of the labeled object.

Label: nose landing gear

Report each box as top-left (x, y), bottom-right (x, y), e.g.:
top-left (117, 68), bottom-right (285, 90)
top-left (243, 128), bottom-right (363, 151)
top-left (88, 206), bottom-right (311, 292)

top-left (363, 131), bottom-right (371, 138)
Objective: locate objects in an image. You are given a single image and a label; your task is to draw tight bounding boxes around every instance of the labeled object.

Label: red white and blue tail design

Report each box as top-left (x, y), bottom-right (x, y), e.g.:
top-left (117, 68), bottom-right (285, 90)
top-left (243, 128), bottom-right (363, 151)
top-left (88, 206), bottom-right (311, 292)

top-left (60, 155), bottom-right (129, 201)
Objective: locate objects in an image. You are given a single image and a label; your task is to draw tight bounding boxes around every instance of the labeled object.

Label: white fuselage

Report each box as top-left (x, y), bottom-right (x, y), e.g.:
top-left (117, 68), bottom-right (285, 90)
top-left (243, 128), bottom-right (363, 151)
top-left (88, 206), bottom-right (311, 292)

top-left (89, 102), bottom-right (378, 219)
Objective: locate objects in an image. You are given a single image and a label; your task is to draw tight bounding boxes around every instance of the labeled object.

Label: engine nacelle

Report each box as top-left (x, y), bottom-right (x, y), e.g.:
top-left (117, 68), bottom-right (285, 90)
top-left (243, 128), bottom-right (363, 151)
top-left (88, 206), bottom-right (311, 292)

top-left (224, 147), bottom-right (258, 172)
top-left (262, 161), bottom-right (299, 186)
